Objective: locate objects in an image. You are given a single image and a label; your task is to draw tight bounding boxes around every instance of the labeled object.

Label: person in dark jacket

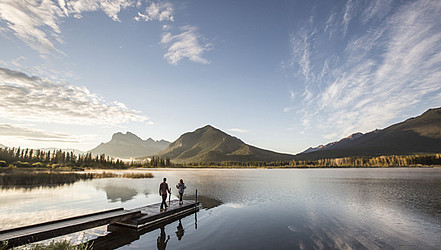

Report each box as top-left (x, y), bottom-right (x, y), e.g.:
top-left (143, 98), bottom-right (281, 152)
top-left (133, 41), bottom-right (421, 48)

top-left (159, 178), bottom-right (171, 210)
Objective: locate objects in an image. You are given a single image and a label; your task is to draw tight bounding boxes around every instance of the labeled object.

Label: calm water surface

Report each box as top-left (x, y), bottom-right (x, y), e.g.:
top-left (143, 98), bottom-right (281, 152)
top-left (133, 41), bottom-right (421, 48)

top-left (1, 168), bottom-right (441, 249)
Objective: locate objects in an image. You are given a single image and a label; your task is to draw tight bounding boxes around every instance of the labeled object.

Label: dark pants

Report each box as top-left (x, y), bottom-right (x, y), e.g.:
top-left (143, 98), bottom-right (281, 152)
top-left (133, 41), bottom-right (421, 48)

top-left (161, 194), bottom-right (168, 209)
top-left (179, 192), bottom-right (183, 202)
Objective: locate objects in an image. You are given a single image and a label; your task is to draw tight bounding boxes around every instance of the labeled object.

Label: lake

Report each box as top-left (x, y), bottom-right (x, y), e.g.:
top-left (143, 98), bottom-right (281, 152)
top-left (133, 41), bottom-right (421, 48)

top-left (1, 168), bottom-right (441, 249)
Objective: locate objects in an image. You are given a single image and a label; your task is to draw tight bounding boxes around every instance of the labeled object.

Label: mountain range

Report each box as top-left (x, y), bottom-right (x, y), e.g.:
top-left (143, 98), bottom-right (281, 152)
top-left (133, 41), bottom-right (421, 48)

top-left (5, 107), bottom-right (439, 162)
top-left (90, 107), bottom-right (441, 162)
top-left (154, 125), bottom-right (295, 163)
top-left (296, 107), bottom-right (441, 160)
top-left (89, 132), bottom-right (170, 159)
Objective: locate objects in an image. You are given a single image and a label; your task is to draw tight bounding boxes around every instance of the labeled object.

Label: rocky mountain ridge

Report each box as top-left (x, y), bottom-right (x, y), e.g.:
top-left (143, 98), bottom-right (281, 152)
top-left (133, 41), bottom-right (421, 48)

top-left (89, 132), bottom-right (170, 159)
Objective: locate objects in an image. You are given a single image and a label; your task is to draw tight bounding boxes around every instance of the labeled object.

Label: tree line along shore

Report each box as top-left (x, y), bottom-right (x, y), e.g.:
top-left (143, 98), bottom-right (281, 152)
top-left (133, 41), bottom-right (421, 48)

top-left (1, 147), bottom-right (441, 171)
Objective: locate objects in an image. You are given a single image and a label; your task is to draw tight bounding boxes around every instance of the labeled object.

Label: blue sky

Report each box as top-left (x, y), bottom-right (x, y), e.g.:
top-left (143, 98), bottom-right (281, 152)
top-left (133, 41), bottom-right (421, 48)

top-left (1, 0), bottom-right (441, 154)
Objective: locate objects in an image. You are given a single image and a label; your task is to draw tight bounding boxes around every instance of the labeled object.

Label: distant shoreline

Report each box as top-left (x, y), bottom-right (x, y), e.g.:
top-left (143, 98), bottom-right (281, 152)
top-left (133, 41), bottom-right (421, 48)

top-left (139, 165), bottom-right (441, 170)
top-left (1, 164), bottom-right (440, 174)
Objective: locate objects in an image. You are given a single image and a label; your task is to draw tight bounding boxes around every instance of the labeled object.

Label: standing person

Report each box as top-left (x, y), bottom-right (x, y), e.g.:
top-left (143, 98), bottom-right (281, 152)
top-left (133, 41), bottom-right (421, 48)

top-left (159, 178), bottom-right (171, 210)
top-left (176, 179), bottom-right (186, 204)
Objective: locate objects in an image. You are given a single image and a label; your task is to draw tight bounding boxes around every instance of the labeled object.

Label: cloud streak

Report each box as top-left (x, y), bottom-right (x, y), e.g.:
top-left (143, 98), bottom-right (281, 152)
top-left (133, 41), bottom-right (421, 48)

top-left (0, 67), bottom-right (150, 125)
top-left (134, 1), bottom-right (174, 22)
top-left (161, 25), bottom-right (211, 65)
top-left (288, 0), bottom-right (441, 139)
top-left (0, 0), bottom-right (211, 65)
top-left (0, 0), bottom-right (64, 54)
top-left (0, 123), bottom-right (78, 142)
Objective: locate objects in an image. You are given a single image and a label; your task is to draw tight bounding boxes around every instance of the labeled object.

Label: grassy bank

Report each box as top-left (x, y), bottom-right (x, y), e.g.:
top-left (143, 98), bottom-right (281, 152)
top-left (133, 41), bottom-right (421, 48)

top-left (0, 170), bottom-right (153, 189)
top-left (29, 240), bottom-right (92, 250)
top-left (1, 239), bottom-right (92, 250)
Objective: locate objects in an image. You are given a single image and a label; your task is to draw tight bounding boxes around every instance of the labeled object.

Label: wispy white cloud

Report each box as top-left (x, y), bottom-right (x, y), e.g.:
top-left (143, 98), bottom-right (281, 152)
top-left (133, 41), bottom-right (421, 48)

top-left (0, 123), bottom-right (77, 142)
top-left (342, 0), bottom-right (355, 35)
top-left (289, 31), bottom-right (313, 83)
top-left (0, 0), bottom-right (211, 66)
top-left (287, 29), bottom-right (317, 105)
top-left (134, 1), bottom-right (174, 22)
top-left (361, 0), bottom-right (392, 24)
top-left (283, 107), bottom-right (293, 113)
top-left (0, 0), bottom-right (171, 55)
top-left (324, 12), bottom-right (338, 39)
top-left (0, 67), bottom-right (151, 125)
top-left (161, 25), bottom-right (211, 65)
top-left (288, 0), bottom-right (441, 140)
top-left (289, 90), bottom-right (295, 100)
top-left (0, 0), bottom-right (65, 54)
top-left (66, 0), bottom-right (136, 21)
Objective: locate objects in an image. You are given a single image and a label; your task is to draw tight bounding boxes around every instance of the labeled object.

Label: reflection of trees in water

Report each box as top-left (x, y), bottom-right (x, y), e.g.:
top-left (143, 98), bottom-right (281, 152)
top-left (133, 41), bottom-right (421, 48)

top-left (0, 172), bottom-right (90, 190)
top-left (0, 182), bottom-right (71, 191)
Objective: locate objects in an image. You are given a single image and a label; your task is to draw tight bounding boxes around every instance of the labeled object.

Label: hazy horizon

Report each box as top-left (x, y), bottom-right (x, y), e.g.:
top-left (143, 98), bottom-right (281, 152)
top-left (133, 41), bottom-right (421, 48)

top-left (1, 0), bottom-right (441, 154)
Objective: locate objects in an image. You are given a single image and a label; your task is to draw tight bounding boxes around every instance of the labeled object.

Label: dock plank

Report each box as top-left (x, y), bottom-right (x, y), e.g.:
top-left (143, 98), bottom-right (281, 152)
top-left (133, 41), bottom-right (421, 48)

top-left (113, 200), bottom-right (199, 230)
top-left (0, 208), bottom-right (141, 248)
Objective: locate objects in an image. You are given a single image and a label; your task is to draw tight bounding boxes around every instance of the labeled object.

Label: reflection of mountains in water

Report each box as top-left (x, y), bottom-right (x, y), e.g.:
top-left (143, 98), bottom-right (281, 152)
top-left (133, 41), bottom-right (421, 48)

top-left (98, 185), bottom-right (140, 202)
top-left (94, 183), bottom-right (152, 203)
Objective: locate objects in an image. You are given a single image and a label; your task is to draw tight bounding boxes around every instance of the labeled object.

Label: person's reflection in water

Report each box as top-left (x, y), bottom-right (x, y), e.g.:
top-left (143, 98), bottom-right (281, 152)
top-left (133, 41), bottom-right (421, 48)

top-left (175, 219), bottom-right (185, 240)
top-left (157, 226), bottom-right (170, 250)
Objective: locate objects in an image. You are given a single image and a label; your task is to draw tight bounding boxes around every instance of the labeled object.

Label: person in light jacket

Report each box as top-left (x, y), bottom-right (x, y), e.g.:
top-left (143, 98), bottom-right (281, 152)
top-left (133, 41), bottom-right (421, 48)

top-left (176, 179), bottom-right (186, 204)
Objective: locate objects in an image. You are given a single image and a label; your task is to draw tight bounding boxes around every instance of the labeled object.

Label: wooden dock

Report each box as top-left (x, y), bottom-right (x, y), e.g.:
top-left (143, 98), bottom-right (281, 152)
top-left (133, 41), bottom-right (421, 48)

top-left (90, 200), bottom-right (199, 249)
top-left (112, 200), bottom-right (199, 230)
top-left (0, 200), bottom-right (199, 248)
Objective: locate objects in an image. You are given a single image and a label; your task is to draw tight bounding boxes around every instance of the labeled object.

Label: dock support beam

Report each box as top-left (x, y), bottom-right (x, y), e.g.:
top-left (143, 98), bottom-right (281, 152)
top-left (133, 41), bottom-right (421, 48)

top-left (195, 189), bottom-right (198, 207)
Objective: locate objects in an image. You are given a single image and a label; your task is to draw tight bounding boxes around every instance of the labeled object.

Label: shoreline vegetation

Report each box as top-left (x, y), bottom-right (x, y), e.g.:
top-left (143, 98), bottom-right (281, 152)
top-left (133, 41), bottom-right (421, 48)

top-left (145, 154), bottom-right (441, 168)
top-left (0, 171), bottom-right (153, 188)
top-left (0, 239), bottom-right (92, 250)
top-left (1, 147), bottom-right (441, 171)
